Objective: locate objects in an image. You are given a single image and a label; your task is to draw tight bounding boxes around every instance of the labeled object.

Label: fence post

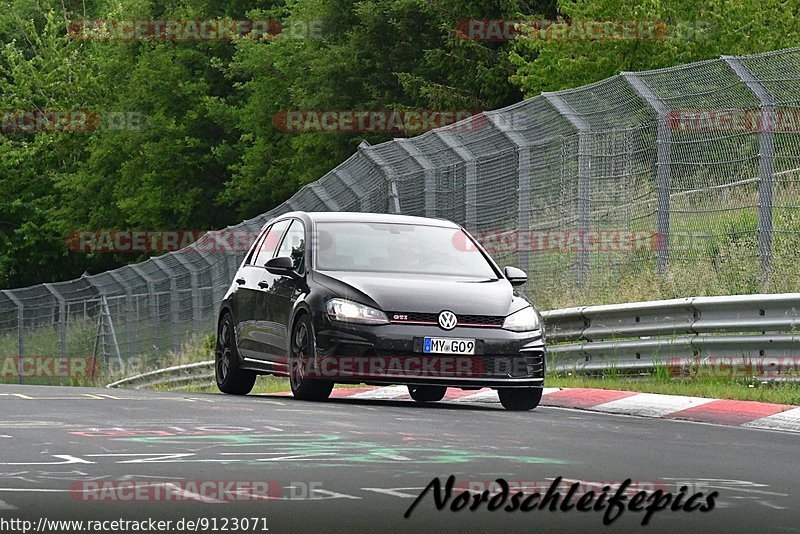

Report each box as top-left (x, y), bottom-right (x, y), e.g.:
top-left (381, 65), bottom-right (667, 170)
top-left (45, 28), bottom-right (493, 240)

top-left (172, 253), bottom-right (203, 337)
top-left (544, 93), bottom-right (591, 285)
top-left (396, 138), bottom-right (437, 218)
top-left (130, 264), bottom-right (161, 361)
top-left (722, 55), bottom-right (776, 284)
top-left (358, 141), bottom-right (402, 214)
top-left (151, 258), bottom-right (181, 354)
top-left (43, 284), bottom-right (67, 361)
top-left (487, 111), bottom-right (532, 272)
top-left (2, 290), bottom-right (24, 384)
top-left (105, 271), bottom-right (134, 359)
top-left (435, 131), bottom-right (477, 231)
top-left (333, 167), bottom-right (369, 212)
top-left (622, 72), bottom-right (672, 276)
top-left (308, 182), bottom-right (342, 212)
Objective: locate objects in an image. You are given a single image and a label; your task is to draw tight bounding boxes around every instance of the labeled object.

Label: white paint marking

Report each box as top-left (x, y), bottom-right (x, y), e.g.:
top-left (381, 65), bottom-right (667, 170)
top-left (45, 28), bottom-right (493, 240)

top-left (0, 455), bottom-right (93, 466)
top-left (592, 393), bottom-right (715, 418)
top-left (164, 482), bottom-right (226, 503)
top-left (0, 498), bottom-right (16, 510)
top-left (311, 489), bottom-right (361, 500)
top-left (451, 390), bottom-right (500, 403)
top-left (348, 385), bottom-right (408, 400)
top-left (361, 487), bottom-right (423, 498)
top-left (743, 407), bottom-right (800, 433)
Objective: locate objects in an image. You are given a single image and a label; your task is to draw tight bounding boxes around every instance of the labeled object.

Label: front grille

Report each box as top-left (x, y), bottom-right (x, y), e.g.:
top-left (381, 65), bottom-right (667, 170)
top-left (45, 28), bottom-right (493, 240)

top-left (388, 311), bottom-right (504, 328)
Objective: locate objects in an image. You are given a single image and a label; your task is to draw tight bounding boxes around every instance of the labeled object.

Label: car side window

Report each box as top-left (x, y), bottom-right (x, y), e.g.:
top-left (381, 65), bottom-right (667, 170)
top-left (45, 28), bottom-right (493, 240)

top-left (275, 220), bottom-right (306, 273)
top-left (252, 220), bottom-right (290, 267)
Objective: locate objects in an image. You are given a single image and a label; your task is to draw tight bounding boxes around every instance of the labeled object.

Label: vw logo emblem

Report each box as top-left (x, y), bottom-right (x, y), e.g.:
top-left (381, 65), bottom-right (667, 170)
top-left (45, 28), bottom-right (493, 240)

top-left (438, 310), bottom-right (458, 330)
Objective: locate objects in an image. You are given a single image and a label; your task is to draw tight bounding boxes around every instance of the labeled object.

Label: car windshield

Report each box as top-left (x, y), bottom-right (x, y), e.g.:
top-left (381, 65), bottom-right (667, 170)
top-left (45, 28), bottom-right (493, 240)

top-left (313, 221), bottom-right (497, 278)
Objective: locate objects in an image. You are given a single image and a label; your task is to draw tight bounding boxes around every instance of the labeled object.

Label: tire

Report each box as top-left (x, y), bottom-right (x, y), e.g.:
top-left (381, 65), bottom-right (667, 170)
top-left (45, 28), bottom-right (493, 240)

top-left (408, 385), bottom-right (447, 402)
top-left (215, 313), bottom-right (257, 395)
top-left (498, 387), bottom-right (542, 411)
top-left (289, 314), bottom-right (333, 401)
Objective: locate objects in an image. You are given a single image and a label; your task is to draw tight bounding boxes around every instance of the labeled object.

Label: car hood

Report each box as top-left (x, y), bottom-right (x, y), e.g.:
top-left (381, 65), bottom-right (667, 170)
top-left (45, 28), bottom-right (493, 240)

top-left (314, 271), bottom-right (522, 316)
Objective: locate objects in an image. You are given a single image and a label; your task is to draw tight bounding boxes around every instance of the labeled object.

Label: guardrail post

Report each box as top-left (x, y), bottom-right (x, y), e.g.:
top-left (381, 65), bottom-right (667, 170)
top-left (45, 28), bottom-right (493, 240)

top-left (544, 93), bottom-right (591, 285)
top-left (723, 55), bottom-right (776, 284)
top-left (434, 131), bottom-right (477, 231)
top-left (2, 290), bottom-right (24, 384)
top-left (358, 141), bottom-right (402, 214)
top-left (487, 111), bottom-right (532, 272)
top-left (151, 258), bottom-right (181, 354)
top-left (395, 138), bottom-right (437, 218)
top-left (622, 73), bottom-right (671, 276)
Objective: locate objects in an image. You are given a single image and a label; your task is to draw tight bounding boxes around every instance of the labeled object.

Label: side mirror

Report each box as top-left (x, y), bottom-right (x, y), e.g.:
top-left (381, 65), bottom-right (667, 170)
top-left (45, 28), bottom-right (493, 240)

top-left (504, 266), bottom-right (527, 287)
top-left (265, 256), bottom-right (296, 277)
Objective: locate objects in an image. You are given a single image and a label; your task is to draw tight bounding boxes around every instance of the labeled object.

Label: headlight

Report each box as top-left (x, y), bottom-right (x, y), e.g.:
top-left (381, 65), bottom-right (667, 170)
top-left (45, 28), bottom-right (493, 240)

top-left (326, 298), bottom-right (389, 325)
top-left (502, 306), bottom-right (541, 332)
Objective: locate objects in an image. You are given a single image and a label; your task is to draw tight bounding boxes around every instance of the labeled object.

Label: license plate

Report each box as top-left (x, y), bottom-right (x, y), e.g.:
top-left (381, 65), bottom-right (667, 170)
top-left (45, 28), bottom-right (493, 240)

top-left (423, 337), bottom-right (476, 355)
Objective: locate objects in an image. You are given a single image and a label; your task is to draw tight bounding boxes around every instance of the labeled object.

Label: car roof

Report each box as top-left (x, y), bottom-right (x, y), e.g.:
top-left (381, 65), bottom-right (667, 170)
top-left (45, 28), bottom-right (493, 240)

top-left (280, 211), bottom-right (461, 229)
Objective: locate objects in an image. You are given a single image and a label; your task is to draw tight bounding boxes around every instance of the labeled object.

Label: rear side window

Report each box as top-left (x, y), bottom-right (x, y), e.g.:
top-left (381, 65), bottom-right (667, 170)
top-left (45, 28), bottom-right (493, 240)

top-left (251, 220), bottom-right (290, 267)
top-left (275, 220), bottom-right (306, 273)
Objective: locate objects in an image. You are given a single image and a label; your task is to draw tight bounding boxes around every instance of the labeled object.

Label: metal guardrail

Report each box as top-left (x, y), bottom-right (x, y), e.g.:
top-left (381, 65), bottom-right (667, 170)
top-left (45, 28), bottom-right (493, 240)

top-left (106, 360), bottom-right (214, 390)
top-left (542, 293), bottom-right (800, 373)
top-left (104, 292), bottom-right (800, 387)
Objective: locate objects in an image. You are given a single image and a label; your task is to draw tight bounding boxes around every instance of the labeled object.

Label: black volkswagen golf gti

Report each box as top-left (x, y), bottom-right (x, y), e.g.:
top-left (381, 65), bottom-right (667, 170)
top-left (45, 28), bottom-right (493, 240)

top-left (215, 212), bottom-right (546, 410)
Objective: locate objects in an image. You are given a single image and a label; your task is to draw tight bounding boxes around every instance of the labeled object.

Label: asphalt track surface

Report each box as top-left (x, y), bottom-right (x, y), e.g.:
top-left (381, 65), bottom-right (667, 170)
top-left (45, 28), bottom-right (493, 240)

top-left (0, 384), bottom-right (798, 533)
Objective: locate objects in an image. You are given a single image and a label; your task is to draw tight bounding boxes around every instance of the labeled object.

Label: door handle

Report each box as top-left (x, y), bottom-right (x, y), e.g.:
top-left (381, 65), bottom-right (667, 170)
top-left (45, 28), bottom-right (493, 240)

top-left (235, 278), bottom-right (246, 285)
top-left (258, 280), bottom-right (270, 289)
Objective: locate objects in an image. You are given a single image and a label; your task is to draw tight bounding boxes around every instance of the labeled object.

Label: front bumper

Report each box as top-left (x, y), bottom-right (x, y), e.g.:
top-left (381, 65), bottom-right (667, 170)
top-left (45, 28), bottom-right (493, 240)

top-left (311, 314), bottom-right (545, 388)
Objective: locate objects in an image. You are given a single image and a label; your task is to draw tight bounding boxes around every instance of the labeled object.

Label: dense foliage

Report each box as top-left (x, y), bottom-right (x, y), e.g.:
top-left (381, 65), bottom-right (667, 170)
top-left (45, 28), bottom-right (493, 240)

top-left (0, 0), bottom-right (797, 288)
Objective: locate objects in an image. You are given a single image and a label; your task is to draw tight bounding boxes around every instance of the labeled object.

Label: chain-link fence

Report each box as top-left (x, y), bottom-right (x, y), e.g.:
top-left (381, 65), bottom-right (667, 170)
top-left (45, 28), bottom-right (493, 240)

top-left (2, 48), bottom-right (800, 369)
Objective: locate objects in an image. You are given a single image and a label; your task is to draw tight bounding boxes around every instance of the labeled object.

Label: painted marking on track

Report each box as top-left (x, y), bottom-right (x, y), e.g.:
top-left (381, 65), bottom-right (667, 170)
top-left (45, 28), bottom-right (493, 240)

top-left (0, 422), bottom-right (65, 428)
top-left (0, 498), bottom-right (16, 510)
top-left (310, 489), bottom-right (361, 500)
top-left (85, 453), bottom-right (195, 464)
top-left (164, 482), bottom-right (226, 503)
top-left (0, 488), bottom-right (70, 493)
top-left (592, 393), bottom-right (715, 418)
top-left (348, 385), bottom-right (408, 400)
top-left (82, 393), bottom-right (105, 400)
top-left (0, 455), bottom-right (94, 466)
top-left (361, 487), bottom-right (421, 498)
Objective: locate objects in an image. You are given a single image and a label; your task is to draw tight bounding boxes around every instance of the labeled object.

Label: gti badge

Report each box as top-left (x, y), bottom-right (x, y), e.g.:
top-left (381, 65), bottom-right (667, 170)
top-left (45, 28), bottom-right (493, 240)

top-left (438, 310), bottom-right (458, 330)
